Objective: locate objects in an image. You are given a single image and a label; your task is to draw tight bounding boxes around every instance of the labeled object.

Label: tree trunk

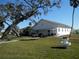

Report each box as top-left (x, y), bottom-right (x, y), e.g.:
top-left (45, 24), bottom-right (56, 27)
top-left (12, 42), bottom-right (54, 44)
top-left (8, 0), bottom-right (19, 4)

top-left (1, 10), bottom-right (36, 40)
top-left (1, 25), bottom-right (20, 40)
top-left (69, 7), bottom-right (75, 38)
top-left (1, 25), bottom-right (12, 40)
top-left (12, 27), bottom-right (20, 36)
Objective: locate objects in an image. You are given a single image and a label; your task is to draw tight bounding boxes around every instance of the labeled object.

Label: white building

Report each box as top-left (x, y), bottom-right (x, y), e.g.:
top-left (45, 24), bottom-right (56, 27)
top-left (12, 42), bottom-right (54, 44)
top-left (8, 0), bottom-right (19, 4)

top-left (31, 19), bottom-right (71, 36)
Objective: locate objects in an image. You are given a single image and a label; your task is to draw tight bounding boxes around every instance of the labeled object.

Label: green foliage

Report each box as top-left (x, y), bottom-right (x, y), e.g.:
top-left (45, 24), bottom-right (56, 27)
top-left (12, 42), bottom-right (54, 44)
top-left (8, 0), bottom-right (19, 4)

top-left (73, 30), bottom-right (79, 34)
top-left (70, 0), bottom-right (79, 8)
top-left (20, 26), bottom-right (32, 36)
top-left (0, 0), bottom-right (55, 37)
top-left (0, 0), bottom-right (62, 39)
top-left (0, 0), bottom-right (60, 27)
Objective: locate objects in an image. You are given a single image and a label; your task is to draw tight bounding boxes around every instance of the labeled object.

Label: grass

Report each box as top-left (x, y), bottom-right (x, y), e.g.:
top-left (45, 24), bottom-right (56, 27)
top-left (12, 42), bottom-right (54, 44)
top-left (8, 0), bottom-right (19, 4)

top-left (0, 36), bottom-right (79, 59)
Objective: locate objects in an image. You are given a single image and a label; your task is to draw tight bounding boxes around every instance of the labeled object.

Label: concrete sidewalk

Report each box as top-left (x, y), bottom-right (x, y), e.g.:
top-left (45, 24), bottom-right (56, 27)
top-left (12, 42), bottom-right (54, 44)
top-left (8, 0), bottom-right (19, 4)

top-left (0, 37), bottom-right (40, 44)
top-left (0, 40), bottom-right (18, 44)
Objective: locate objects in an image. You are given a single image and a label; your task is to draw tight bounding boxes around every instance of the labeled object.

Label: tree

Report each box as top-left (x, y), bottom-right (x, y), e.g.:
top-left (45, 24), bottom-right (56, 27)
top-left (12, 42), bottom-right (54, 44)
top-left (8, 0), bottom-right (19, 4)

top-left (0, 0), bottom-right (61, 40)
top-left (69, 0), bottom-right (79, 37)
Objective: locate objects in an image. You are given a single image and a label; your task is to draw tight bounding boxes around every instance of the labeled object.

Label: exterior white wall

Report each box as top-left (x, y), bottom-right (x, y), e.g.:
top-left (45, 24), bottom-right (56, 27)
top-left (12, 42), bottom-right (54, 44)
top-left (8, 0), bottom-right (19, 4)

top-left (56, 27), bottom-right (71, 36)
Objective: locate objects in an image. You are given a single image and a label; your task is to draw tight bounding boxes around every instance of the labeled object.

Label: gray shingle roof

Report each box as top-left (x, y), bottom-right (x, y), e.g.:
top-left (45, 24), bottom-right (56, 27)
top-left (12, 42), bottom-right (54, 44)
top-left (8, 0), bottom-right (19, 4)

top-left (42, 19), bottom-right (71, 28)
top-left (32, 19), bottom-right (71, 30)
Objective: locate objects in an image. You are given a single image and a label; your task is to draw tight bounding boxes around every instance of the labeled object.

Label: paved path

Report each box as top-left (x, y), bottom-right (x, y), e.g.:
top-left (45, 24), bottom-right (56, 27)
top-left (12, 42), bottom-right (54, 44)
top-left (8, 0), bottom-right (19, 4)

top-left (0, 37), bottom-right (40, 44)
top-left (0, 40), bottom-right (18, 44)
top-left (20, 37), bottom-right (40, 40)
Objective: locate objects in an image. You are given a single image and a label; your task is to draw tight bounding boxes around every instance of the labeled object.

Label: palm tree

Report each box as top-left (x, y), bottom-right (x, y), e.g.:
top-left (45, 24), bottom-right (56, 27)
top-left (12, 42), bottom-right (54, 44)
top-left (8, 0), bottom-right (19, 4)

top-left (69, 0), bottom-right (79, 38)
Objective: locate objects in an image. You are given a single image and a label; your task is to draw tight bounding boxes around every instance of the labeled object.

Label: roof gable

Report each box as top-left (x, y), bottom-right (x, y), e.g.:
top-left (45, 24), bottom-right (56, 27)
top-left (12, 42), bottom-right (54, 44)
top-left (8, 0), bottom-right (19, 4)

top-left (32, 19), bottom-right (71, 30)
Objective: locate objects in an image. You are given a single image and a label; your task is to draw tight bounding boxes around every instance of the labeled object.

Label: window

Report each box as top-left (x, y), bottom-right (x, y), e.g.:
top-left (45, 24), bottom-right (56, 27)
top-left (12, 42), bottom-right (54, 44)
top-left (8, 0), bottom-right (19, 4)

top-left (67, 29), bottom-right (68, 31)
top-left (36, 30), bottom-right (39, 33)
top-left (58, 28), bottom-right (60, 32)
top-left (62, 28), bottom-right (63, 32)
top-left (65, 29), bottom-right (66, 32)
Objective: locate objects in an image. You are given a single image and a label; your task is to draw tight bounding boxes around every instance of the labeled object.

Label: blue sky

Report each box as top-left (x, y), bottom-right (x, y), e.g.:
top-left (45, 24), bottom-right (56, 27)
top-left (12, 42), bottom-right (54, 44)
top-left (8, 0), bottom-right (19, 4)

top-left (0, 0), bottom-right (79, 29)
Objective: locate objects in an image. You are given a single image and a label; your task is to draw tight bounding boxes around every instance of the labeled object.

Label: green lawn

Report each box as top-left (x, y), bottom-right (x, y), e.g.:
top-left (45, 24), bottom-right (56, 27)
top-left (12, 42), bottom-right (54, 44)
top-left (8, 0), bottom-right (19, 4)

top-left (0, 36), bottom-right (79, 59)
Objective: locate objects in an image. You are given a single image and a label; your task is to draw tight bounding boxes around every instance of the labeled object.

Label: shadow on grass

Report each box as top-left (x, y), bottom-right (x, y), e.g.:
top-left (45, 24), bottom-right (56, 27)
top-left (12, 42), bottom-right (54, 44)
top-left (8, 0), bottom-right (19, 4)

top-left (20, 39), bottom-right (38, 41)
top-left (51, 46), bottom-right (67, 49)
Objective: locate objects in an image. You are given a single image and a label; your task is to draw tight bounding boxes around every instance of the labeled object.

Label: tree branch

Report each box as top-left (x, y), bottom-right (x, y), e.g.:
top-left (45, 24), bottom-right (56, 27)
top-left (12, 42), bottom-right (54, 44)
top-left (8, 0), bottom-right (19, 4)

top-left (23, 0), bottom-right (33, 8)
